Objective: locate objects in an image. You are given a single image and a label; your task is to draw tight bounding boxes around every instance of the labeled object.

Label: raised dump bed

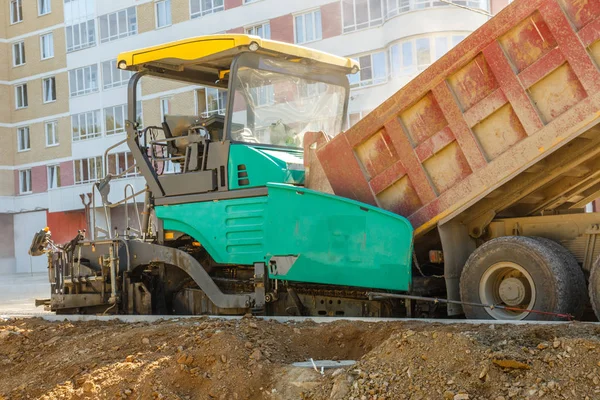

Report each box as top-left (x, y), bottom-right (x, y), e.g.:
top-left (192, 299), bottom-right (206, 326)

top-left (309, 0), bottom-right (600, 318)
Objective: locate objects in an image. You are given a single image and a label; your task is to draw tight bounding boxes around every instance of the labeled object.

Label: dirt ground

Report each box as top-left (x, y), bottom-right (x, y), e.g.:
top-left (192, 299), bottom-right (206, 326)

top-left (1, 317), bottom-right (600, 400)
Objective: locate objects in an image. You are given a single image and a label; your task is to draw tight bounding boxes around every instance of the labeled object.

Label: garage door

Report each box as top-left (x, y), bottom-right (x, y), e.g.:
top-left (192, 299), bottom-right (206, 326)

top-left (14, 211), bottom-right (48, 274)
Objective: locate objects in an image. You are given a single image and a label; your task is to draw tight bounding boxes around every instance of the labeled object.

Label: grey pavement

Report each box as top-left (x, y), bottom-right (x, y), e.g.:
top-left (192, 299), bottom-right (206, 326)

top-left (0, 272), bottom-right (50, 315)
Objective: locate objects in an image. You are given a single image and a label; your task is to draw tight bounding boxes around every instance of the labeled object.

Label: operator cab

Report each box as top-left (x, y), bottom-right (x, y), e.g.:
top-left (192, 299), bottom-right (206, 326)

top-left (118, 35), bottom-right (358, 203)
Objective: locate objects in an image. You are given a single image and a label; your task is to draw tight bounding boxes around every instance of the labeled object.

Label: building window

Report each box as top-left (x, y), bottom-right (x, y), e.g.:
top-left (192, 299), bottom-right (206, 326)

top-left (104, 104), bottom-right (127, 135)
top-left (295, 10), bottom-right (322, 44)
top-left (74, 156), bottom-right (103, 185)
top-left (66, 20), bottom-right (96, 52)
top-left (69, 64), bottom-right (99, 97)
top-left (43, 76), bottom-right (56, 103)
top-left (40, 33), bottom-right (54, 59)
top-left (348, 51), bottom-right (387, 88)
top-left (251, 85), bottom-right (274, 107)
top-left (17, 126), bottom-right (30, 151)
top-left (108, 152), bottom-right (137, 178)
top-left (199, 88), bottom-right (227, 118)
top-left (156, 0), bottom-right (171, 28)
top-left (38, 0), bottom-right (51, 15)
top-left (15, 84), bottom-right (28, 109)
top-left (19, 169), bottom-right (32, 194)
top-left (246, 22), bottom-right (270, 39)
top-left (416, 37), bottom-right (431, 69)
top-left (10, 0), bottom-right (22, 24)
top-left (99, 7), bottom-right (137, 44)
top-left (72, 110), bottom-right (102, 141)
top-left (190, 0), bottom-right (223, 18)
top-left (47, 165), bottom-right (60, 189)
top-left (13, 41), bottom-right (25, 66)
top-left (386, 0), bottom-right (409, 17)
top-left (244, 0), bottom-right (259, 3)
top-left (160, 97), bottom-right (171, 121)
top-left (45, 121), bottom-right (58, 146)
top-left (452, 35), bottom-right (466, 47)
top-left (102, 59), bottom-right (133, 89)
top-left (342, 0), bottom-right (383, 33)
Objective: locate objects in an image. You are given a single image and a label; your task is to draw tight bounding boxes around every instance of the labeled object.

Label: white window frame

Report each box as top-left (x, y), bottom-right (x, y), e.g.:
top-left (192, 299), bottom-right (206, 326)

top-left (74, 156), bottom-right (103, 185)
top-left (98, 7), bottom-right (137, 44)
top-left (69, 64), bottom-right (99, 97)
top-left (251, 85), bottom-right (275, 107)
top-left (15, 84), bottom-right (28, 109)
top-left (190, 0), bottom-right (224, 18)
top-left (107, 151), bottom-right (138, 178)
top-left (17, 126), bottom-right (30, 152)
top-left (160, 97), bottom-right (171, 121)
top-left (40, 33), bottom-right (54, 60)
top-left (203, 87), bottom-right (227, 117)
top-left (10, 0), bottom-right (22, 24)
top-left (155, 0), bottom-right (172, 28)
top-left (43, 76), bottom-right (57, 103)
top-left (72, 110), bottom-right (102, 141)
top-left (45, 120), bottom-right (59, 147)
top-left (47, 165), bottom-right (60, 190)
top-left (244, 0), bottom-right (260, 3)
top-left (12, 41), bottom-right (25, 67)
top-left (19, 169), bottom-right (32, 194)
top-left (104, 104), bottom-right (127, 135)
top-left (348, 51), bottom-right (388, 88)
top-left (245, 21), bottom-right (270, 39)
top-left (66, 19), bottom-right (96, 52)
top-left (102, 59), bottom-right (133, 90)
top-left (294, 9), bottom-right (322, 44)
top-left (342, 0), bottom-right (384, 33)
top-left (38, 0), bottom-right (51, 16)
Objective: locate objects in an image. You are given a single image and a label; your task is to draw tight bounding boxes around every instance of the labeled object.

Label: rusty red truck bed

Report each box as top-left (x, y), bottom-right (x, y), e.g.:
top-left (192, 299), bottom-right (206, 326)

top-left (311, 0), bottom-right (600, 240)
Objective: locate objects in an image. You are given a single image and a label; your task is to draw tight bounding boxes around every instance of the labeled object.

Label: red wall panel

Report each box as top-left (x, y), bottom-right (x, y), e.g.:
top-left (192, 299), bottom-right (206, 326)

top-left (321, 2), bottom-right (342, 39)
top-left (46, 211), bottom-right (87, 245)
top-left (270, 14), bottom-right (294, 43)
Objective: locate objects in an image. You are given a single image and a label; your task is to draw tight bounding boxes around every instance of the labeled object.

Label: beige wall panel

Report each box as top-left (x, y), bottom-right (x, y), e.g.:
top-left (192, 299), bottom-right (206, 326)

top-left (5, 0), bottom-right (64, 39)
top-left (0, 0), bottom-right (7, 39)
top-left (0, 170), bottom-right (15, 196)
top-left (0, 43), bottom-right (8, 81)
top-left (172, 0), bottom-right (190, 24)
top-left (142, 98), bottom-right (160, 127)
top-left (0, 85), bottom-right (11, 122)
top-left (141, 75), bottom-right (193, 96)
top-left (142, 90), bottom-right (196, 127)
top-left (137, 2), bottom-right (154, 34)
top-left (11, 116), bottom-right (71, 165)
top-left (171, 91), bottom-right (196, 116)
top-left (0, 127), bottom-right (15, 166)
top-left (10, 72), bottom-right (69, 123)
top-left (8, 28), bottom-right (67, 80)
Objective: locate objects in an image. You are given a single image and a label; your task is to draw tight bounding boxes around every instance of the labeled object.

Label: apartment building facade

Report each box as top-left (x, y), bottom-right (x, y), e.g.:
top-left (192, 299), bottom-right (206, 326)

top-left (0, 0), bottom-right (507, 274)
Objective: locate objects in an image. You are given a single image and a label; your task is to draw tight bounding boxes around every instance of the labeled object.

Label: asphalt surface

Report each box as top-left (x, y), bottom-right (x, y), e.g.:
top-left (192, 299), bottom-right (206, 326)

top-left (0, 272), bottom-right (50, 315)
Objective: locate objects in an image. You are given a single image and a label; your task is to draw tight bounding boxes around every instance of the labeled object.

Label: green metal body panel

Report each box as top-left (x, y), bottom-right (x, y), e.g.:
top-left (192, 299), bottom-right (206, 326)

top-left (228, 144), bottom-right (305, 190)
top-left (155, 184), bottom-right (413, 291)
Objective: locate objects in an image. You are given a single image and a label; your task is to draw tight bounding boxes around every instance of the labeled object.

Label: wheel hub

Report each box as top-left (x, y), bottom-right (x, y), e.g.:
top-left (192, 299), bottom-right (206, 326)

top-left (498, 277), bottom-right (528, 306)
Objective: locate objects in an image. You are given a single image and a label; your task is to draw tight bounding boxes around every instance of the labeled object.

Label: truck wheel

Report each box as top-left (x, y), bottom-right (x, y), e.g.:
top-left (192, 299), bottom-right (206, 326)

top-left (588, 256), bottom-right (600, 321)
top-left (532, 237), bottom-right (586, 319)
top-left (460, 236), bottom-right (579, 320)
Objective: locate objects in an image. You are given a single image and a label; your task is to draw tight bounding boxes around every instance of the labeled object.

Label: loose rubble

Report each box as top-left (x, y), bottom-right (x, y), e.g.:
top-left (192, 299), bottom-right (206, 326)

top-left (1, 317), bottom-right (600, 399)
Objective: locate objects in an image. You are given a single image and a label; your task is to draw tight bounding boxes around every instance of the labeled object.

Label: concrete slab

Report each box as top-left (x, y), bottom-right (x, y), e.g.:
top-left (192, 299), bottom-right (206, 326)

top-left (0, 273), bottom-right (50, 315)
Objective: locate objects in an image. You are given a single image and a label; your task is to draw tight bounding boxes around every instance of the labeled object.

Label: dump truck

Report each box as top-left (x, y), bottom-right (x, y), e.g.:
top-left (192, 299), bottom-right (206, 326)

top-left (307, 0), bottom-right (600, 320)
top-left (30, 0), bottom-right (600, 321)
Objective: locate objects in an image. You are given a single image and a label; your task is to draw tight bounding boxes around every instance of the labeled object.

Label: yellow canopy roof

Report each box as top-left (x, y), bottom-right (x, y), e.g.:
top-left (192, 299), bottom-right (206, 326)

top-left (117, 34), bottom-right (359, 78)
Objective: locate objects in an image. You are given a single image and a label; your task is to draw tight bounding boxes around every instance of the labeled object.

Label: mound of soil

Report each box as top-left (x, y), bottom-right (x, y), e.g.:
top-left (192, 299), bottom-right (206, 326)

top-left (1, 317), bottom-right (600, 400)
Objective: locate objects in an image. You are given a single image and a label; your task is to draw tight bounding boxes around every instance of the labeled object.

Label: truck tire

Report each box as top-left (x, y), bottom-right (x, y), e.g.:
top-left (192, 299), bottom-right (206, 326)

top-left (532, 237), bottom-right (586, 319)
top-left (588, 256), bottom-right (600, 321)
top-left (460, 236), bottom-right (581, 321)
